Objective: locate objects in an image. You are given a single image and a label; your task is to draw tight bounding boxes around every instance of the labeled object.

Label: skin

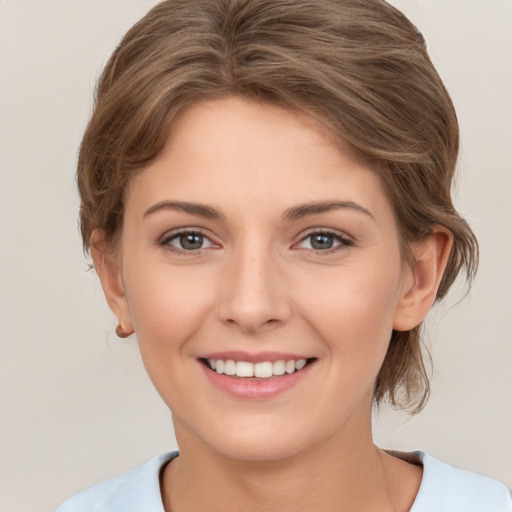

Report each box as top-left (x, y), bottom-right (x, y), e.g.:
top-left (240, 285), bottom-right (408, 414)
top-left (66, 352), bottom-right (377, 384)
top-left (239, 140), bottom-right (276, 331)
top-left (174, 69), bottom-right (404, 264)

top-left (92, 97), bottom-right (452, 511)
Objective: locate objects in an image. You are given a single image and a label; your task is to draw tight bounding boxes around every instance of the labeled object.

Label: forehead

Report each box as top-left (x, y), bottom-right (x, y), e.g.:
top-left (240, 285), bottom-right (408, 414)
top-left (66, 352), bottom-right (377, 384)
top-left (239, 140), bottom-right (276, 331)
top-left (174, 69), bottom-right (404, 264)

top-left (126, 97), bottom-right (393, 225)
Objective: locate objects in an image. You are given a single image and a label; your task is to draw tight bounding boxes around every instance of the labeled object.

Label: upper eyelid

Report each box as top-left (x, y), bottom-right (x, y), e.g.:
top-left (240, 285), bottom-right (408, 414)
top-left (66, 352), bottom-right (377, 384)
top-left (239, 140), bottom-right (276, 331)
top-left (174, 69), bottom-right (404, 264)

top-left (158, 228), bottom-right (216, 248)
top-left (298, 227), bottom-right (353, 241)
top-left (160, 227), bottom-right (209, 241)
top-left (158, 229), bottom-right (217, 256)
top-left (294, 229), bottom-right (355, 253)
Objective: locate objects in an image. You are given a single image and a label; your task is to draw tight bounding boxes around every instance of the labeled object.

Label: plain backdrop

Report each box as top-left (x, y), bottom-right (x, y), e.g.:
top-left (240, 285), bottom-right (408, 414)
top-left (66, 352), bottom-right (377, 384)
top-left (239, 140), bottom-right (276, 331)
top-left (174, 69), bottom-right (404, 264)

top-left (1, 1), bottom-right (511, 511)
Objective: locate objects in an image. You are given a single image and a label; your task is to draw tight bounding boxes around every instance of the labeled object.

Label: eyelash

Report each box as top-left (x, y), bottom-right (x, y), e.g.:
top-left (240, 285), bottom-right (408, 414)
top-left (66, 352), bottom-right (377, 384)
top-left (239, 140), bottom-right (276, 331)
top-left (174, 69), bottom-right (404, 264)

top-left (159, 229), bottom-right (213, 255)
top-left (297, 229), bottom-right (354, 255)
top-left (158, 228), bottom-right (354, 255)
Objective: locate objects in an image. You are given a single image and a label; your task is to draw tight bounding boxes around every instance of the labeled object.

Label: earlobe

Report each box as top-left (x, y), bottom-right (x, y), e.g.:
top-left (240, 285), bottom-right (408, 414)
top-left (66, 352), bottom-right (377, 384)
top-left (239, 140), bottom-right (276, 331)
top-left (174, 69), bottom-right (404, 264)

top-left (89, 229), bottom-right (134, 336)
top-left (393, 228), bottom-right (453, 332)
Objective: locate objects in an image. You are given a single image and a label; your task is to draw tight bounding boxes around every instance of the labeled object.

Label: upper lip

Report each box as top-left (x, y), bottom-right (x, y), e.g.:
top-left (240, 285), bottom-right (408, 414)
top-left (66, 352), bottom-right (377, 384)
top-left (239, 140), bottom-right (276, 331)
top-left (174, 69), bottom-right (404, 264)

top-left (199, 351), bottom-right (313, 363)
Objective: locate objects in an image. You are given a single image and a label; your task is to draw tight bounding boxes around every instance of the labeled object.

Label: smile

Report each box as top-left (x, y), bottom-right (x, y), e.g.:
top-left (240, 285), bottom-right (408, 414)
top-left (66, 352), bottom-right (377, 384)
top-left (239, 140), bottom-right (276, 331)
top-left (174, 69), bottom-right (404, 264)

top-left (198, 352), bottom-right (317, 399)
top-left (205, 358), bottom-right (309, 378)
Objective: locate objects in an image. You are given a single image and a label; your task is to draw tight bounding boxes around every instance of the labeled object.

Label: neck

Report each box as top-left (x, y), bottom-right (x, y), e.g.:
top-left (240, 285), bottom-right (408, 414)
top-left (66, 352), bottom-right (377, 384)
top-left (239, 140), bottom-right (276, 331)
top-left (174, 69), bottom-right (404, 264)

top-left (161, 413), bottom-right (418, 512)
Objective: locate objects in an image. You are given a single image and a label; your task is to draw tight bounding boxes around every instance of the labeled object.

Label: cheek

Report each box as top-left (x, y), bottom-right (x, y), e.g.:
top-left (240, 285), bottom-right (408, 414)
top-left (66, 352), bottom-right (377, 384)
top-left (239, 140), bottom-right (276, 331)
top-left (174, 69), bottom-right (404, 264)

top-left (123, 261), bottom-right (214, 356)
top-left (296, 260), bottom-right (402, 369)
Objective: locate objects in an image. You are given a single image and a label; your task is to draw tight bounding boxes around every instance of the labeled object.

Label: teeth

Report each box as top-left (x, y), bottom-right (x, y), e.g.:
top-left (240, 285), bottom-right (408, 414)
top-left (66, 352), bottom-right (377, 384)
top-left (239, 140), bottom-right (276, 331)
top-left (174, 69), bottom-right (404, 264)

top-left (207, 358), bottom-right (309, 378)
top-left (236, 361), bottom-right (254, 377)
top-left (224, 360), bottom-right (236, 375)
top-left (285, 360), bottom-right (296, 374)
top-left (254, 361), bottom-right (273, 378)
top-left (273, 360), bottom-right (286, 376)
top-left (295, 359), bottom-right (306, 370)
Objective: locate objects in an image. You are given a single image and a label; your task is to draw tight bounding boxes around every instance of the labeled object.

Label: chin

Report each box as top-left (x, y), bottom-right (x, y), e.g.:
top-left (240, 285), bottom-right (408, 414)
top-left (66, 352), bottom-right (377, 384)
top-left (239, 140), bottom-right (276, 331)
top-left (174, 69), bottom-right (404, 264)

top-left (184, 413), bottom-right (329, 463)
top-left (211, 434), bottom-right (310, 463)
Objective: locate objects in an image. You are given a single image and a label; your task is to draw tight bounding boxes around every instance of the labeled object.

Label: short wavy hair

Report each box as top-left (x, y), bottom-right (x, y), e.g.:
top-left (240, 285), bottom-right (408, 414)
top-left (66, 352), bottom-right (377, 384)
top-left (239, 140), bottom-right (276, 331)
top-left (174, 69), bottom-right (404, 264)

top-left (77, 0), bottom-right (478, 413)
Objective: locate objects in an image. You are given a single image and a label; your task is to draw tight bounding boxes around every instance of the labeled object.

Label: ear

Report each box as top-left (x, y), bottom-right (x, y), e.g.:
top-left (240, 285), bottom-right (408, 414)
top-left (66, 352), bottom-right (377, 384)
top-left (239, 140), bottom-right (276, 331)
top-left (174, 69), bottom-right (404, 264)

top-left (90, 229), bottom-right (134, 336)
top-left (393, 227), bottom-right (453, 331)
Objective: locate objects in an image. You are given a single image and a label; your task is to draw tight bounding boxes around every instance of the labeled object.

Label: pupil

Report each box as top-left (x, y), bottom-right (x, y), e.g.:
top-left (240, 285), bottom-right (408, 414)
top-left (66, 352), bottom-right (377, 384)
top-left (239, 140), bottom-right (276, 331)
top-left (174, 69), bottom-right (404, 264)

top-left (311, 234), bottom-right (333, 250)
top-left (181, 234), bottom-right (203, 250)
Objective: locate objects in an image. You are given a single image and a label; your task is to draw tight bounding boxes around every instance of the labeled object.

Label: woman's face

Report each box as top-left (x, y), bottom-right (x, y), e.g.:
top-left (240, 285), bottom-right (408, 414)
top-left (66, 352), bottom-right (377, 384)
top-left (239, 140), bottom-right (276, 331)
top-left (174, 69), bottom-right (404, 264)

top-left (105, 97), bottom-right (419, 461)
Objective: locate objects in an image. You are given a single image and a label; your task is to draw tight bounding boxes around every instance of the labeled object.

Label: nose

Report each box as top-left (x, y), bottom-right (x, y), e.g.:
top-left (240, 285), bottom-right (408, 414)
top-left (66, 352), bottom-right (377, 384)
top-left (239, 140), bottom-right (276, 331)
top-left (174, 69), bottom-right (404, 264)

top-left (216, 243), bottom-right (292, 335)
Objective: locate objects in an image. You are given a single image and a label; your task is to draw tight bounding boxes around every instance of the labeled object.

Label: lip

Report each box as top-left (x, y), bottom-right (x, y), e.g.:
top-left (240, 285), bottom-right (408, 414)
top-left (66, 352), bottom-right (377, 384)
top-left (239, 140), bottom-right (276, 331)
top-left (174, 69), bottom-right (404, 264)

top-left (199, 350), bottom-right (311, 364)
top-left (198, 353), bottom-right (316, 400)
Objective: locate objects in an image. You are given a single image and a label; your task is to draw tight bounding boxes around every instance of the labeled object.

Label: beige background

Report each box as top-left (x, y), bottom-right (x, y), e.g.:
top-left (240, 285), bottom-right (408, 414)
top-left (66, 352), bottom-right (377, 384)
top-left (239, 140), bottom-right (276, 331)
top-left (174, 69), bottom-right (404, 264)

top-left (1, 1), bottom-right (511, 511)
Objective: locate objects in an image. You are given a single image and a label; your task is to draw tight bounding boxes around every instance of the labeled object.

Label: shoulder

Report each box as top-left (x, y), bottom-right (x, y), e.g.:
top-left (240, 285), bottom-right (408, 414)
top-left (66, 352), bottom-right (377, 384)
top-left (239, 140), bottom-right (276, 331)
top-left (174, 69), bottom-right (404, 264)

top-left (409, 451), bottom-right (512, 512)
top-left (55, 452), bottom-right (177, 512)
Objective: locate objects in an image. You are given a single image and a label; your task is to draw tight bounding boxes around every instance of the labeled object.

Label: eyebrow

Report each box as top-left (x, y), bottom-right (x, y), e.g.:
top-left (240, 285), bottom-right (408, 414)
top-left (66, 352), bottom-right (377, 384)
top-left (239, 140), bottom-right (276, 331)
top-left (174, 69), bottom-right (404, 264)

top-left (142, 199), bottom-right (374, 222)
top-left (143, 200), bottom-right (225, 220)
top-left (282, 200), bottom-right (375, 221)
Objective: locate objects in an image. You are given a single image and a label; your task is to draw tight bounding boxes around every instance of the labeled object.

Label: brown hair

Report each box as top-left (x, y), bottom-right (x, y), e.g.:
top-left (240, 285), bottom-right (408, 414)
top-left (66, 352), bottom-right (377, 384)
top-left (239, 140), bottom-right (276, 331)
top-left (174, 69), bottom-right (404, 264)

top-left (78, 0), bottom-right (478, 412)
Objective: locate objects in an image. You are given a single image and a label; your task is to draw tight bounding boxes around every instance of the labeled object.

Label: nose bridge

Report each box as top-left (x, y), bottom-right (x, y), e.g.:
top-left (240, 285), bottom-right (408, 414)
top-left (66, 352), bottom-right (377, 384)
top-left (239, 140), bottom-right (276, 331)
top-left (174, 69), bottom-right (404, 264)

top-left (217, 235), bottom-right (290, 333)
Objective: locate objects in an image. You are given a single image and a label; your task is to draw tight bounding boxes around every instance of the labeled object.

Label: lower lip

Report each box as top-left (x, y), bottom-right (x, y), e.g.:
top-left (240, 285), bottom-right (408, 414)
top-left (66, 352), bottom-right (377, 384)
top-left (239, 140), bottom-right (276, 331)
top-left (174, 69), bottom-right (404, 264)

top-left (199, 361), bottom-right (315, 400)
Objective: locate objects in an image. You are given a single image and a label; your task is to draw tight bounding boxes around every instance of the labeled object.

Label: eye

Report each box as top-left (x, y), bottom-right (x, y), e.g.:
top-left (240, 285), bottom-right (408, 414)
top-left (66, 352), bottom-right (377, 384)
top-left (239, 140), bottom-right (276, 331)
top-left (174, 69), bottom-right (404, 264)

top-left (161, 230), bottom-right (214, 252)
top-left (298, 231), bottom-right (353, 252)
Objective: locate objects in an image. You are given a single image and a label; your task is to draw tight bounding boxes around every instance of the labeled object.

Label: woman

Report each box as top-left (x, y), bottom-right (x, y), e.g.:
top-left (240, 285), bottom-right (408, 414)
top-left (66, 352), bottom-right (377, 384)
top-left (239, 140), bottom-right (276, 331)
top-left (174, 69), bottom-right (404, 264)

top-left (56, 0), bottom-right (511, 510)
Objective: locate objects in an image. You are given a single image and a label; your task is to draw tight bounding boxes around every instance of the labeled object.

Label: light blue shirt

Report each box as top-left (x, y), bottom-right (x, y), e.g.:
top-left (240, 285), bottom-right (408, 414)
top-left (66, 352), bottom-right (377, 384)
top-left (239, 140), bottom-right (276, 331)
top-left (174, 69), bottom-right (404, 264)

top-left (56, 451), bottom-right (512, 511)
